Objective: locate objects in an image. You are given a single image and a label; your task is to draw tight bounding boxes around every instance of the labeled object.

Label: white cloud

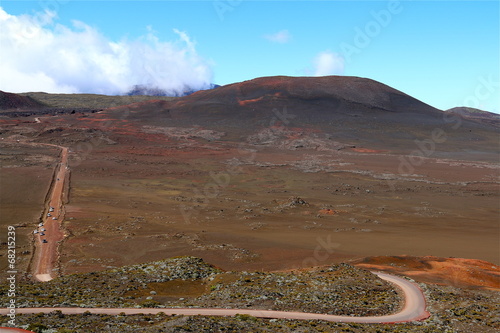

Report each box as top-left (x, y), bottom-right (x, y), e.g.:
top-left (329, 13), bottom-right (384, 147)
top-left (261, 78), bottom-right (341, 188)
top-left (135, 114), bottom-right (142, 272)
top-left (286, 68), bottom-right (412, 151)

top-left (313, 51), bottom-right (345, 76)
top-left (0, 7), bottom-right (213, 95)
top-left (264, 30), bottom-right (291, 44)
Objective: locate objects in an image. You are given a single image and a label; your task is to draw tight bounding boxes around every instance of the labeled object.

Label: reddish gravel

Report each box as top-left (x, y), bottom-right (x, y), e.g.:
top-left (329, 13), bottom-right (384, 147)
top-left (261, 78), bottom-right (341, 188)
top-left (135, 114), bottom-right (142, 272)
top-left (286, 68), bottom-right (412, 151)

top-left (353, 256), bottom-right (500, 290)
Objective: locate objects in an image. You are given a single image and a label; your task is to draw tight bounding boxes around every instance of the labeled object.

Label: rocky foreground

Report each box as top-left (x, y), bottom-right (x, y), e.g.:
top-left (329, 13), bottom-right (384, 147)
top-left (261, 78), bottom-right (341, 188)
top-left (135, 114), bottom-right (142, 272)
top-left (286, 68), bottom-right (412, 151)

top-left (1, 256), bottom-right (499, 332)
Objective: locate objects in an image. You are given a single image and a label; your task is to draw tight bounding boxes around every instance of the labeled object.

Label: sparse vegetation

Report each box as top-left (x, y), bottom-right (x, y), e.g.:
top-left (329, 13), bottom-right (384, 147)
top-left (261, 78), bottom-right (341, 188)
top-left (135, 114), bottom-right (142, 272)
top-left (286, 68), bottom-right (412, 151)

top-left (0, 257), bottom-right (398, 317)
top-left (3, 280), bottom-right (499, 332)
top-left (19, 92), bottom-right (177, 109)
top-left (3, 256), bottom-right (497, 332)
top-left (1, 308), bottom-right (488, 332)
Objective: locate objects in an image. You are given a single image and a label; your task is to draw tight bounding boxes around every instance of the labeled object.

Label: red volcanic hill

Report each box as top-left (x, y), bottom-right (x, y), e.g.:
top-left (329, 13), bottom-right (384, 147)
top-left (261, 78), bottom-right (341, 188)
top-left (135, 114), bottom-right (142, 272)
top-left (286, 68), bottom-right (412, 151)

top-left (104, 75), bottom-right (498, 154)
top-left (110, 76), bottom-right (444, 127)
top-left (0, 90), bottom-right (44, 110)
top-left (180, 75), bottom-right (439, 114)
top-left (159, 76), bottom-right (444, 125)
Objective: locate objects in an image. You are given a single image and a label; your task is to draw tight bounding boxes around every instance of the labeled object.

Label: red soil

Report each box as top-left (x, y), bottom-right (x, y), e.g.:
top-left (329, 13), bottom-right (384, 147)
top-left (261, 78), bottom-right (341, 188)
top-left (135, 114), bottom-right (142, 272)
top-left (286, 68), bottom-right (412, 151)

top-left (318, 209), bottom-right (337, 215)
top-left (238, 96), bottom-right (265, 106)
top-left (353, 256), bottom-right (500, 290)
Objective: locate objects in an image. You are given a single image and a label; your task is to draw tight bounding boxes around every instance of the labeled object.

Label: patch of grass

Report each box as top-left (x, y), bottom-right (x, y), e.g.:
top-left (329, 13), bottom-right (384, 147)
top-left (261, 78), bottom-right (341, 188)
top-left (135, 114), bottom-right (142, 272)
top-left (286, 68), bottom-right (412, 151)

top-left (234, 313), bottom-right (257, 321)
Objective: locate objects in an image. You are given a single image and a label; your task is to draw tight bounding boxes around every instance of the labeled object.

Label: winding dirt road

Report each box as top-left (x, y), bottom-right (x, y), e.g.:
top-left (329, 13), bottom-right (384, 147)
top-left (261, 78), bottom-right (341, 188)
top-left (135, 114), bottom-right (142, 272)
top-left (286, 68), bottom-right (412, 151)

top-left (1, 272), bottom-right (429, 324)
top-left (31, 144), bottom-right (68, 282)
top-left (7, 142), bottom-right (431, 325)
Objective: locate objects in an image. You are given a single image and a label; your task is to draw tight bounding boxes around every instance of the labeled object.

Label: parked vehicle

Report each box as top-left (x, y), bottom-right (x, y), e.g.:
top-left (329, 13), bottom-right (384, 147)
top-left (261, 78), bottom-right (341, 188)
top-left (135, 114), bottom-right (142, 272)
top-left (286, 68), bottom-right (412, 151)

top-left (42, 239), bottom-right (48, 243)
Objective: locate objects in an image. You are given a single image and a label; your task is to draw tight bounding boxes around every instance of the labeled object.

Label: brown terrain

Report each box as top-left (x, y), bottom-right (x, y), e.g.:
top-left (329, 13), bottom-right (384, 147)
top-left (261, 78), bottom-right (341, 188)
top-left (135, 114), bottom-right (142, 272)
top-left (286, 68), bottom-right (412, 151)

top-left (447, 106), bottom-right (500, 128)
top-left (353, 255), bottom-right (500, 290)
top-left (0, 76), bottom-right (498, 292)
top-left (0, 91), bottom-right (44, 110)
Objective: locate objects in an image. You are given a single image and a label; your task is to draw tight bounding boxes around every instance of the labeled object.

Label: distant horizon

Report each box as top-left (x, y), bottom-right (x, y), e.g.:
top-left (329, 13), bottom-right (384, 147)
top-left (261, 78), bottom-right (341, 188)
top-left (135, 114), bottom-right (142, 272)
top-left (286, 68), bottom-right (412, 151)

top-left (0, 1), bottom-right (498, 113)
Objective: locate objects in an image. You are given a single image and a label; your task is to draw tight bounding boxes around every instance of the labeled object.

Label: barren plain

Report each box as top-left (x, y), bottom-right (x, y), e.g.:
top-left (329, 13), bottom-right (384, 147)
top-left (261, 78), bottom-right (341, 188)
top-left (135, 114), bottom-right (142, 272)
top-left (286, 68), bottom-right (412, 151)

top-left (0, 76), bottom-right (498, 332)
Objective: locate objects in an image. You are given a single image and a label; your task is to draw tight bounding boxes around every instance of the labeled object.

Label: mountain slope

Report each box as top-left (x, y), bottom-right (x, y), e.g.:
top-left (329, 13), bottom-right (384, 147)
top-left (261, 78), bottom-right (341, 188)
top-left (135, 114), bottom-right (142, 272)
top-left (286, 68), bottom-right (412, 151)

top-left (180, 75), bottom-right (439, 115)
top-left (110, 75), bottom-right (446, 130)
top-left (447, 107), bottom-right (500, 127)
top-left (0, 90), bottom-right (44, 110)
top-left (101, 76), bottom-right (498, 155)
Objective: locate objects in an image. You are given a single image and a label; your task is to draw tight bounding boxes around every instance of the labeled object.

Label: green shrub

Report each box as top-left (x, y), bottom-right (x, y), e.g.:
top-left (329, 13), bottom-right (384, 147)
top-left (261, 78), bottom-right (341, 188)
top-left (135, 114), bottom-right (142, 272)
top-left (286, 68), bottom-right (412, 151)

top-left (234, 313), bottom-right (257, 322)
top-left (140, 299), bottom-right (161, 308)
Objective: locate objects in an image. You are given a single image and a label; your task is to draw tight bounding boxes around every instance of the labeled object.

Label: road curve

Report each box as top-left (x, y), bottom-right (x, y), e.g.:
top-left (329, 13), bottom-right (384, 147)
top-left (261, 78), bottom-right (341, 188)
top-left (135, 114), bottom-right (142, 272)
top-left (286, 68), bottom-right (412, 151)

top-left (3, 142), bottom-right (430, 324)
top-left (0, 272), bottom-right (429, 324)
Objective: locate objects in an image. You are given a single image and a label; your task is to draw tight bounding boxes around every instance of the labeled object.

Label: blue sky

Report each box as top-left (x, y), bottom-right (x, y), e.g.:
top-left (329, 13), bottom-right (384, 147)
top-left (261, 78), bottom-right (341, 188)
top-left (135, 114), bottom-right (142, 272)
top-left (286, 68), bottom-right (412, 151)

top-left (0, 0), bottom-right (498, 112)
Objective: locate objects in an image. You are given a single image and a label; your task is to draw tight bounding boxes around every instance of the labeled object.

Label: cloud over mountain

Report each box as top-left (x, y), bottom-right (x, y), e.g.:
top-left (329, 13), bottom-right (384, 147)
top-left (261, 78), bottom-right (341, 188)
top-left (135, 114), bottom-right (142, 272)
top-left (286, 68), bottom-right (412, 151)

top-left (0, 8), bottom-right (213, 95)
top-left (313, 51), bottom-right (345, 76)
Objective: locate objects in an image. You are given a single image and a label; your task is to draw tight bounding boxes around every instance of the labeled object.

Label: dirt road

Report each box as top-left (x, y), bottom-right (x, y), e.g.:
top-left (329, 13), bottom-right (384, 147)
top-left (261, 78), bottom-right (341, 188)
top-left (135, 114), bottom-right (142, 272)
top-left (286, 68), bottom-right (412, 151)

top-left (0, 272), bottom-right (429, 324)
top-left (8, 143), bottom-right (431, 324)
top-left (31, 145), bottom-right (68, 282)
